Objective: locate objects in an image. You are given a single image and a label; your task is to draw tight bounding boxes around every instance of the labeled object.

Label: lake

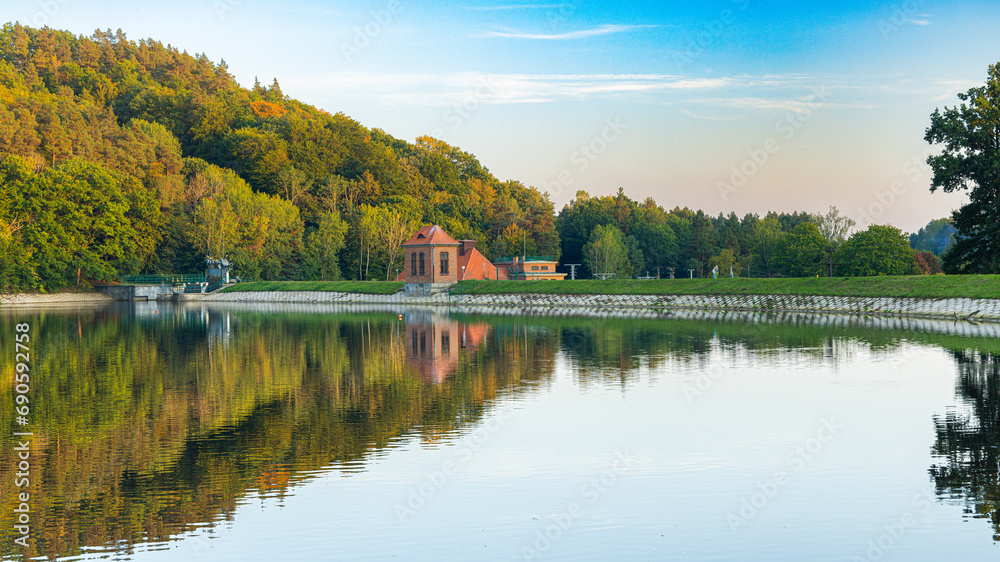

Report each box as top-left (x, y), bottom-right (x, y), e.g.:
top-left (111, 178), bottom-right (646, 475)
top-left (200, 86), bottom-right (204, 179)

top-left (2, 302), bottom-right (999, 561)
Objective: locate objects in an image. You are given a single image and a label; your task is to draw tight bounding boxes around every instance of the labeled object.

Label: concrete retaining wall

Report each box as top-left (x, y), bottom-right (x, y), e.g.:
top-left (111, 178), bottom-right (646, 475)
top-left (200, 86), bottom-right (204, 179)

top-left (0, 292), bottom-right (115, 306)
top-left (203, 291), bottom-right (1000, 322)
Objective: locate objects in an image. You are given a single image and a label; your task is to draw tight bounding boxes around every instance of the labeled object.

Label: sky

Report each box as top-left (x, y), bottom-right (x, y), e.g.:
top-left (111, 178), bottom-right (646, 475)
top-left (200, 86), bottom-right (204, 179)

top-left (11, 0), bottom-right (1000, 232)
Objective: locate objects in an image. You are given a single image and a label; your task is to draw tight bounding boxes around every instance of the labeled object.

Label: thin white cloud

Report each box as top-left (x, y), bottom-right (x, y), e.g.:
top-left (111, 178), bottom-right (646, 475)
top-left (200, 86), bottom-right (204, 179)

top-left (692, 93), bottom-right (873, 114)
top-left (931, 79), bottom-right (979, 101)
top-left (305, 72), bottom-right (732, 105)
top-left (286, 71), bottom-right (869, 112)
top-left (480, 24), bottom-right (656, 40)
top-left (679, 108), bottom-right (745, 121)
top-left (466, 3), bottom-right (570, 11)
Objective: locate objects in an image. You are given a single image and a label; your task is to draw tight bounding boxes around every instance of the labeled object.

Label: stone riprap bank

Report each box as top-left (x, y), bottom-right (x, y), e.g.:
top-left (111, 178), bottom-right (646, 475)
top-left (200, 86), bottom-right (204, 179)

top-left (203, 291), bottom-right (1000, 322)
top-left (0, 292), bottom-right (114, 306)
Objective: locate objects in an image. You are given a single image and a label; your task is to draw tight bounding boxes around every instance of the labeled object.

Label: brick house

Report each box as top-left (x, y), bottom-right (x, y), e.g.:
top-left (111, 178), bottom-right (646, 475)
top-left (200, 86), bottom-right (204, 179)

top-left (396, 225), bottom-right (506, 294)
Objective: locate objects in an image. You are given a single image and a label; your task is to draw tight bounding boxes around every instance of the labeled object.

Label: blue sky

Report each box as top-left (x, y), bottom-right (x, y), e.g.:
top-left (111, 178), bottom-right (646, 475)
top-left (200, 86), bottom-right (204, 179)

top-left (13, 0), bottom-right (1000, 232)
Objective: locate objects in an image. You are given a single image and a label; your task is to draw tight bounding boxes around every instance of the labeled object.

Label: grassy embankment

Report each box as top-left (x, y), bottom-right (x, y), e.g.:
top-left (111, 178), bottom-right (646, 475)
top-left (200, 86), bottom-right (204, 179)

top-left (221, 276), bottom-right (1000, 299)
top-left (452, 275), bottom-right (1000, 298)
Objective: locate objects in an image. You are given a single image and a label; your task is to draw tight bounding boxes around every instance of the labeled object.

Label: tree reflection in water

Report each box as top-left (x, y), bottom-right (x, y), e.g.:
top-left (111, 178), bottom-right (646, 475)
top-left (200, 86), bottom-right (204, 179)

top-left (3, 304), bottom-right (1000, 558)
top-left (930, 349), bottom-right (1000, 541)
top-left (0, 304), bottom-right (549, 560)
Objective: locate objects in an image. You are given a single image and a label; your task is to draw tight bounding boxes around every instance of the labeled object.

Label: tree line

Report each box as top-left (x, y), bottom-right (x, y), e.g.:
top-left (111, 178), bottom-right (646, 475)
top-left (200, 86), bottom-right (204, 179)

top-left (0, 24), bottom-right (987, 291)
top-left (560, 189), bottom-right (941, 279)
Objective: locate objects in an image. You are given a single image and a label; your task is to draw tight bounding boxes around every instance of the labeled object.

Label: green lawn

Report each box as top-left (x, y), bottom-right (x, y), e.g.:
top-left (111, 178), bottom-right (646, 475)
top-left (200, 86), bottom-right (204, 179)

top-left (218, 276), bottom-right (1000, 299)
top-left (450, 275), bottom-right (1000, 299)
top-left (220, 281), bottom-right (404, 295)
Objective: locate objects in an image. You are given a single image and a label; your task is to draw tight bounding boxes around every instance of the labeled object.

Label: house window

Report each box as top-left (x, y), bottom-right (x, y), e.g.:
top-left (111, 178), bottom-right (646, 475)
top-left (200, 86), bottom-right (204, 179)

top-left (440, 251), bottom-right (449, 274)
top-left (419, 252), bottom-right (425, 276)
top-left (541, 266), bottom-right (548, 271)
top-left (411, 253), bottom-right (417, 276)
top-left (531, 266), bottom-right (539, 271)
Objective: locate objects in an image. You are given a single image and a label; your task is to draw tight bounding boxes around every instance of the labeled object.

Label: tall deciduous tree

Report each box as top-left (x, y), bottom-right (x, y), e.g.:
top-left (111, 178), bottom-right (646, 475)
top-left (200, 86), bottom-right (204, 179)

top-left (835, 225), bottom-right (918, 276)
top-left (302, 211), bottom-right (348, 280)
top-left (583, 224), bottom-right (629, 278)
top-left (810, 205), bottom-right (855, 248)
top-left (925, 62), bottom-right (1000, 273)
top-left (750, 216), bottom-right (782, 275)
top-left (772, 222), bottom-right (826, 277)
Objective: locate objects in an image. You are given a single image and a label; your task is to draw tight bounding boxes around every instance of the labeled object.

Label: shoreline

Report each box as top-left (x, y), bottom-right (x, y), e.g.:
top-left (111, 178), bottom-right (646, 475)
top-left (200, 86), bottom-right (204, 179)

top-left (204, 290), bottom-right (1000, 323)
top-left (5, 289), bottom-right (1000, 323)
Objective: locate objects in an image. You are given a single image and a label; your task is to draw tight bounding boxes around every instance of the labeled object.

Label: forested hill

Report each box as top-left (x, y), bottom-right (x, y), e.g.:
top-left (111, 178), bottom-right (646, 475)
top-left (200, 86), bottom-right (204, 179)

top-left (0, 23), bottom-right (559, 290)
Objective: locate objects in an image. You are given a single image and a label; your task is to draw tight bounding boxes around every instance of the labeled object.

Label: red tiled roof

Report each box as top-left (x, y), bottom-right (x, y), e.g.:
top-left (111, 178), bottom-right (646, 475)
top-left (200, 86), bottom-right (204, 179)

top-left (457, 247), bottom-right (500, 280)
top-left (402, 225), bottom-right (460, 247)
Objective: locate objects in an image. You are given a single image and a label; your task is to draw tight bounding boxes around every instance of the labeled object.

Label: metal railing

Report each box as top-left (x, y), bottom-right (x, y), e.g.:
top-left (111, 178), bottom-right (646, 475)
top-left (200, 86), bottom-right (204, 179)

top-left (492, 256), bottom-right (558, 263)
top-left (121, 274), bottom-right (207, 285)
top-left (183, 282), bottom-right (208, 293)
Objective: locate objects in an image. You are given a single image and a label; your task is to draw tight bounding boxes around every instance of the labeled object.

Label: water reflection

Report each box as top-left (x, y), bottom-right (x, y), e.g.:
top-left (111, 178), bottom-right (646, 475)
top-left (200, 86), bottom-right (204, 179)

top-left (1, 303), bottom-right (1000, 559)
top-left (0, 304), bottom-right (548, 560)
top-left (930, 349), bottom-right (1000, 540)
top-left (404, 310), bottom-right (490, 383)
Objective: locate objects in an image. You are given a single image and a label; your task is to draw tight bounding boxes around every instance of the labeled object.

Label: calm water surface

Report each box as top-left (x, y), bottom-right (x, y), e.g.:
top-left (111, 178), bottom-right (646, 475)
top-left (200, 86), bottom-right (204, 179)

top-left (2, 303), bottom-right (1000, 561)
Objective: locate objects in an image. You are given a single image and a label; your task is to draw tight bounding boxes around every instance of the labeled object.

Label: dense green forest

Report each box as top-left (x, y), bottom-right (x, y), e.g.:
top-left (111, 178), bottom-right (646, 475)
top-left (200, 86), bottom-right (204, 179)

top-left (0, 24), bottom-right (951, 291)
top-left (0, 24), bottom-right (559, 290)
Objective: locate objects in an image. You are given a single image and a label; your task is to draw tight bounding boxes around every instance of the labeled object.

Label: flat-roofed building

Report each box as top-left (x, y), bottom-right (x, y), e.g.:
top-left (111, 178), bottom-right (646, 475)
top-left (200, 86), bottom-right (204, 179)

top-left (493, 256), bottom-right (566, 281)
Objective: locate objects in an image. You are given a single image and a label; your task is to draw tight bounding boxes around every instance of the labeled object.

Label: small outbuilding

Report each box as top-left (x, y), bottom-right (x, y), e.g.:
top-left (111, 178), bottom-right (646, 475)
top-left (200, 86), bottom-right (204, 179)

top-left (205, 258), bottom-right (231, 283)
top-left (492, 256), bottom-right (566, 281)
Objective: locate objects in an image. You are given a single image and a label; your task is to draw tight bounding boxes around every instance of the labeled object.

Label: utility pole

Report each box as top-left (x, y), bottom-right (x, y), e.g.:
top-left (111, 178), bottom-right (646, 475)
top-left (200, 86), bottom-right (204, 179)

top-left (824, 247), bottom-right (839, 277)
top-left (688, 269), bottom-right (695, 279)
top-left (565, 264), bottom-right (581, 280)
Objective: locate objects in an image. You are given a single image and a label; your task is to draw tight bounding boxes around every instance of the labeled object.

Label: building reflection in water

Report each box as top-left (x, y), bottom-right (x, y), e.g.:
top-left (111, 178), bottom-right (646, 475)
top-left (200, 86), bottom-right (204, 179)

top-left (404, 309), bottom-right (489, 383)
